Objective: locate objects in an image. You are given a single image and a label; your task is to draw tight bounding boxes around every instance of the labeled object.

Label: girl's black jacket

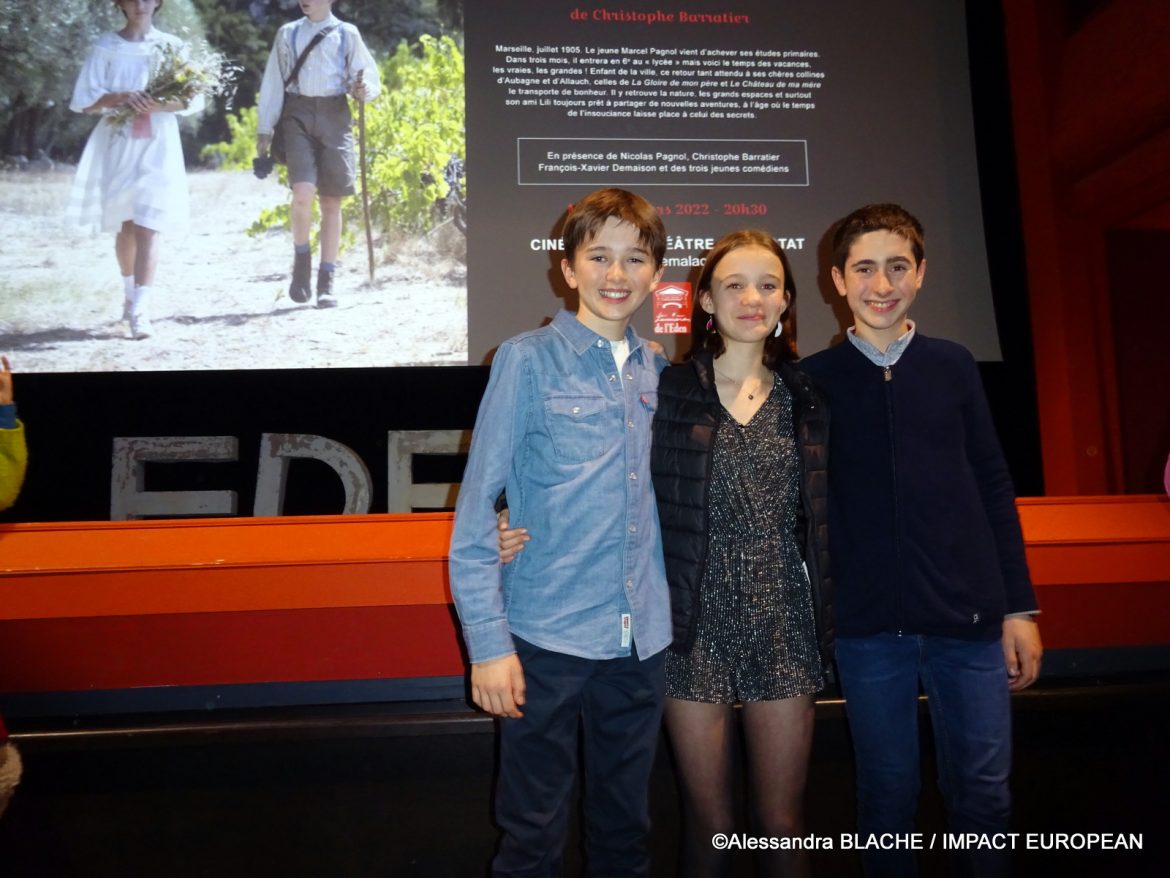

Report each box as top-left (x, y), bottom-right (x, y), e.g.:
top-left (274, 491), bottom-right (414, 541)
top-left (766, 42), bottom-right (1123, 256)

top-left (650, 350), bottom-right (834, 664)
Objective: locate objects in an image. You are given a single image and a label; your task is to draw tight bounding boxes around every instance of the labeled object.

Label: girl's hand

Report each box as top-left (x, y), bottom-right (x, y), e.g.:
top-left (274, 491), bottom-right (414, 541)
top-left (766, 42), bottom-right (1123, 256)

top-left (86, 91), bottom-right (134, 113)
top-left (124, 90), bottom-right (155, 113)
top-left (129, 93), bottom-right (181, 114)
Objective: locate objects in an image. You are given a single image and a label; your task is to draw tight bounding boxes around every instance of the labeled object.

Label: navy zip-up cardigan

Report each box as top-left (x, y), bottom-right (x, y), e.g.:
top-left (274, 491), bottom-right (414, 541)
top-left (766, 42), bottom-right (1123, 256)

top-left (650, 350), bottom-right (834, 664)
top-left (801, 334), bottom-right (1037, 641)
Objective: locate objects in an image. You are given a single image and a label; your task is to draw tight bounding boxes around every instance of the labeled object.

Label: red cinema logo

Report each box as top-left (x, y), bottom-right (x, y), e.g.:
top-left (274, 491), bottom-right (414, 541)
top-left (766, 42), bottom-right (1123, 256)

top-left (653, 282), bottom-right (692, 335)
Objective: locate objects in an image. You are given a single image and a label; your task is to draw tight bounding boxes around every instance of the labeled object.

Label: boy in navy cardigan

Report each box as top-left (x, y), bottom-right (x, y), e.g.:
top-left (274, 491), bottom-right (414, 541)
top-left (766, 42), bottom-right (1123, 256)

top-left (801, 203), bottom-right (1042, 877)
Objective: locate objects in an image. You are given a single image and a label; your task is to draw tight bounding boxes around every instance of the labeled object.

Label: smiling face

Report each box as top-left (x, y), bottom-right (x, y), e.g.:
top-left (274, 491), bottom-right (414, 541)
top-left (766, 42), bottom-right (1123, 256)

top-left (831, 229), bottom-right (926, 351)
top-left (701, 244), bottom-right (789, 350)
top-left (561, 217), bottom-right (663, 340)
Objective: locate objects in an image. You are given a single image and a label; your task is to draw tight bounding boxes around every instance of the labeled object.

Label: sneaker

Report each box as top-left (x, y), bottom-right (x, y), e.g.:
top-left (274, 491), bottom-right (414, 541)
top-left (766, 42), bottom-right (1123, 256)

top-left (121, 298), bottom-right (133, 322)
top-left (129, 313), bottom-right (152, 340)
top-left (316, 268), bottom-right (338, 308)
top-left (289, 251), bottom-right (312, 303)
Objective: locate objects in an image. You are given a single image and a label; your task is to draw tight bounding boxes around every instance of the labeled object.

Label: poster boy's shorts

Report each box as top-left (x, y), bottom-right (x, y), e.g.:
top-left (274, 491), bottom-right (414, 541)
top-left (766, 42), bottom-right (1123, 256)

top-left (281, 93), bottom-right (356, 197)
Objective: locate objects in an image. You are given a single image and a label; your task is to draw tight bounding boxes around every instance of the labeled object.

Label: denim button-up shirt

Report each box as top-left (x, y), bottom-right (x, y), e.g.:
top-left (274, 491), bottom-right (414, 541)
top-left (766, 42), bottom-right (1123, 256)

top-left (449, 309), bottom-right (671, 663)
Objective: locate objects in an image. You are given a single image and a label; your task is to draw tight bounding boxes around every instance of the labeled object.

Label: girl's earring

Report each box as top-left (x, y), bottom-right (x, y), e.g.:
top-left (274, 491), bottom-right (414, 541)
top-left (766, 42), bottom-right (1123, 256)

top-left (774, 319), bottom-right (783, 338)
top-left (705, 315), bottom-right (714, 332)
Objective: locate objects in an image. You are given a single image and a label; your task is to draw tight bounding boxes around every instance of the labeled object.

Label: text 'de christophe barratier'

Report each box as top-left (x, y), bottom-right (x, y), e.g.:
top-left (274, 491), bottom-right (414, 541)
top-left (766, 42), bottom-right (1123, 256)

top-left (516, 137), bottom-right (809, 187)
top-left (492, 44), bottom-right (827, 120)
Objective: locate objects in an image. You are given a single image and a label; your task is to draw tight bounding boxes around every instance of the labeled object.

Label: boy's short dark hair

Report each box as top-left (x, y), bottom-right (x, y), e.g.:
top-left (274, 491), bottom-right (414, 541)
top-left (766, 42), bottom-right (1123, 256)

top-left (692, 229), bottom-right (798, 366)
top-left (831, 203), bottom-right (925, 271)
top-left (562, 188), bottom-right (667, 268)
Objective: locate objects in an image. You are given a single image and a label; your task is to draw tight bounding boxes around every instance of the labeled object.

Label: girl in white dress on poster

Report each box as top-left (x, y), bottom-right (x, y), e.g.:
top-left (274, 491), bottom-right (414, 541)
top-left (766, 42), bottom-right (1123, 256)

top-left (67, 0), bottom-right (203, 340)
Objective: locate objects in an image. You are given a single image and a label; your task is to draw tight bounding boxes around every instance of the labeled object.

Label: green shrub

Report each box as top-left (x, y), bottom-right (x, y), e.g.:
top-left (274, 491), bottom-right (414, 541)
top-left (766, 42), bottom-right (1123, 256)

top-left (199, 104), bottom-right (260, 170)
top-left (362, 34), bottom-right (466, 234)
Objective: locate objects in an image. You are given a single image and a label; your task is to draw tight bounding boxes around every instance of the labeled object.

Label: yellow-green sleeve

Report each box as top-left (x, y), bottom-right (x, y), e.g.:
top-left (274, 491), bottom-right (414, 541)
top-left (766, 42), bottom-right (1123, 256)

top-left (0, 421), bottom-right (28, 511)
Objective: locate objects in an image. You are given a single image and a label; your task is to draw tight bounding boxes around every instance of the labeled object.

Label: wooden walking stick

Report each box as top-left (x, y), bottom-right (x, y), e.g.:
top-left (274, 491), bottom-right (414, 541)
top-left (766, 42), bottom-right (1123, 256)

top-left (356, 69), bottom-right (375, 283)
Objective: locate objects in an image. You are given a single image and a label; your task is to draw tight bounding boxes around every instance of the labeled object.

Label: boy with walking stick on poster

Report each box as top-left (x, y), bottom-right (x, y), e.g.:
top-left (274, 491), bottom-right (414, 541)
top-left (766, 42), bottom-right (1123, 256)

top-left (255, 0), bottom-right (380, 307)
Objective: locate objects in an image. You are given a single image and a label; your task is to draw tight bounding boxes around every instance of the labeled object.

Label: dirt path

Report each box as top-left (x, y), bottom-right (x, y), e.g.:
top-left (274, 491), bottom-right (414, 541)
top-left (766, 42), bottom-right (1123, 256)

top-left (0, 168), bottom-right (467, 372)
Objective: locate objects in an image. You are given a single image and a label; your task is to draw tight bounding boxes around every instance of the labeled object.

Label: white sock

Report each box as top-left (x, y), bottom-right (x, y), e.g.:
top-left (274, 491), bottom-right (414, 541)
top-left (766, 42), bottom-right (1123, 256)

top-left (131, 285), bottom-right (150, 317)
top-left (120, 276), bottom-right (137, 320)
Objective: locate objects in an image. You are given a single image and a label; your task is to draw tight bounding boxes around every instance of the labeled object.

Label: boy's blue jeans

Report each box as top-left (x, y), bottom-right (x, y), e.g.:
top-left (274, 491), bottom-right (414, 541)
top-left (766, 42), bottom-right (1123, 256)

top-left (836, 633), bottom-right (1013, 878)
top-left (492, 637), bottom-right (666, 878)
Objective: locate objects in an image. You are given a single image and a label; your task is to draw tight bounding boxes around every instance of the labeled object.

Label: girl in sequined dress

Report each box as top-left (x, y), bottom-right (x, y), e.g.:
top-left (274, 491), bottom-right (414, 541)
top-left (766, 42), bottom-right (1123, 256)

top-left (651, 230), bottom-right (833, 877)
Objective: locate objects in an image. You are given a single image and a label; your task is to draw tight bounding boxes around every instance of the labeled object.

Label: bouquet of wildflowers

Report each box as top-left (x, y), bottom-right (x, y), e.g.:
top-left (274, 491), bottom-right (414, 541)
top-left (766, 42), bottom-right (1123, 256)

top-left (109, 40), bottom-right (241, 128)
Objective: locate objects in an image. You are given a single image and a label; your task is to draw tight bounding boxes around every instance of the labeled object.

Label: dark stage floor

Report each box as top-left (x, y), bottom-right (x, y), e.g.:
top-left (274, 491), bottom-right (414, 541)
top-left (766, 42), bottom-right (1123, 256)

top-left (2, 676), bottom-right (1167, 877)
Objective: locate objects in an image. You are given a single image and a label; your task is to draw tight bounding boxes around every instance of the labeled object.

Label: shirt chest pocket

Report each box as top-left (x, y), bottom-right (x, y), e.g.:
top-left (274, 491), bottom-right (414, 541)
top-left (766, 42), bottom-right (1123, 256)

top-left (544, 394), bottom-right (617, 463)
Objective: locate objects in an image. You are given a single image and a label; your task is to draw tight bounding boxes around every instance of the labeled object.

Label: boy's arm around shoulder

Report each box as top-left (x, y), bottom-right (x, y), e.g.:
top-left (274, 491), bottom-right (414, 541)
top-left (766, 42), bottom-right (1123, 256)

top-left (448, 342), bottom-right (531, 715)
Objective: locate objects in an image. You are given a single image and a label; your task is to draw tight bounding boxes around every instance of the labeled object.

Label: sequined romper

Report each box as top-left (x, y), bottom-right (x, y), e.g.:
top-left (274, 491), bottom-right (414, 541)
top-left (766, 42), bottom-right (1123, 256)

top-left (665, 376), bottom-right (824, 703)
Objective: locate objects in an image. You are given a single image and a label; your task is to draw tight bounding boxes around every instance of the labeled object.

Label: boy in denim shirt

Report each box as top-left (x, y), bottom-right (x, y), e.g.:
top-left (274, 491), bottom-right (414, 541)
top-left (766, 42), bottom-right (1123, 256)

top-left (449, 188), bottom-right (671, 876)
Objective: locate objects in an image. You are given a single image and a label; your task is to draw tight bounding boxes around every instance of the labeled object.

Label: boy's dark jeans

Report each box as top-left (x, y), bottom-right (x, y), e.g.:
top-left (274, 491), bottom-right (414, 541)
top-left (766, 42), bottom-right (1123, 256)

top-left (836, 633), bottom-right (1013, 878)
top-left (492, 638), bottom-right (666, 877)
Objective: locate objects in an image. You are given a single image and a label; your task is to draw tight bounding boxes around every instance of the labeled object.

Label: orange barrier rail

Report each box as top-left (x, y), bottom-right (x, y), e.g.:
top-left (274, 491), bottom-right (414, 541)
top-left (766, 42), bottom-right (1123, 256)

top-left (0, 514), bottom-right (461, 693)
top-left (1, 498), bottom-right (1168, 697)
top-left (1014, 495), bottom-right (1170, 650)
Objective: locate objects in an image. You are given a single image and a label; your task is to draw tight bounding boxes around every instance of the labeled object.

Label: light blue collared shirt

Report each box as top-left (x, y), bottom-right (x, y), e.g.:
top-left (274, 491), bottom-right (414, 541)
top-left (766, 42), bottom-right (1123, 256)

top-left (449, 310), bottom-right (672, 663)
top-left (846, 321), bottom-right (916, 367)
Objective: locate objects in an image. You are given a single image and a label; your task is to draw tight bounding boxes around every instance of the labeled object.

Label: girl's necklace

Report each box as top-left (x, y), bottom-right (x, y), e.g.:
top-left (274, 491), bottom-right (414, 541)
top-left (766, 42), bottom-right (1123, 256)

top-left (713, 367), bottom-right (771, 400)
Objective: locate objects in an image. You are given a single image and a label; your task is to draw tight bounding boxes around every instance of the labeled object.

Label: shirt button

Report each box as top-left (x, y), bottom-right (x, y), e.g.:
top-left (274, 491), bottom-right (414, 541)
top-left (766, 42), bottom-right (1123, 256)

top-left (625, 579), bottom-right (634, 589)
top-left (628, 525), bottom-right (637, 534)
top-left (627, 420), bottom-right (634, 429)
top-left (571, 406), bottom-right (581, 414)
top-left (628, 472), bottom-right (637, 480)
top-left (596, 339), bottom-right (605, 348)
top-left (608, 374), bottom-right (617, 382)
top-left (625, 373), bottom-right (633, 381)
